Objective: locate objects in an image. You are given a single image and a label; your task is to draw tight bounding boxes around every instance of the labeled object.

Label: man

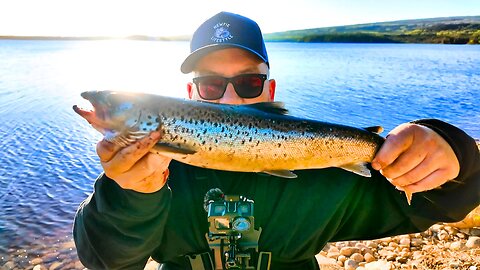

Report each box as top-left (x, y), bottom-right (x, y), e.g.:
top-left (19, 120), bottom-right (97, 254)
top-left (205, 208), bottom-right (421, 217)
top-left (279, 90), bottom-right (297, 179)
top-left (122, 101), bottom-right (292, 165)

top-left (73, 11), bottom-right (480, 270)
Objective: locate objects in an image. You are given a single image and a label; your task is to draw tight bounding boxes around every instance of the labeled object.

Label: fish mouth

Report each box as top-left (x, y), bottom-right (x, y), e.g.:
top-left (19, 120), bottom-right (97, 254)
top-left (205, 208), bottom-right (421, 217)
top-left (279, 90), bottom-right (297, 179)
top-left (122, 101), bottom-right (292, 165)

top-left (73, 91), bottom-right (108, 131)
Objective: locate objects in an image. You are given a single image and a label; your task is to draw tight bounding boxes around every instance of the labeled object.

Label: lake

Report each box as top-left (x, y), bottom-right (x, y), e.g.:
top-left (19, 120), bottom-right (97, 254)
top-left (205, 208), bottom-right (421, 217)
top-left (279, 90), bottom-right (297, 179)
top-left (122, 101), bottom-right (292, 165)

top-left (0, 40), bottom-right (478, 269)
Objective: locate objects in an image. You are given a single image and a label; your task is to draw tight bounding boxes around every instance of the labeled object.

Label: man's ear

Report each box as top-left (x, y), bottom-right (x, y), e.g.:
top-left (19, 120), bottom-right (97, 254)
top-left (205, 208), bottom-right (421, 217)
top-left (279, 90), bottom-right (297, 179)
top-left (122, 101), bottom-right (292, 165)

top-left (268, 79), bottom-right (276, 101)
top-left (187, 82), bottom-right (194, 99)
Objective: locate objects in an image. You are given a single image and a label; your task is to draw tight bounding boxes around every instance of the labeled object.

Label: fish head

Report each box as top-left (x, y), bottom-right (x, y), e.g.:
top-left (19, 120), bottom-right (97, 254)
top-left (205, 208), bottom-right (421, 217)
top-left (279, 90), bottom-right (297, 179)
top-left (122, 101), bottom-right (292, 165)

top-left (73, 91), bottom-right (149, 145)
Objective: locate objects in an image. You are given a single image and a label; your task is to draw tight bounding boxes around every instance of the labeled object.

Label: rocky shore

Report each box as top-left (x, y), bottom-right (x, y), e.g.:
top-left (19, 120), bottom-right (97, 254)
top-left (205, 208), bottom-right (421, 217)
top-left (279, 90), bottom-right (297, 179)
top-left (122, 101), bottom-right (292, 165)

top-left (2, 224), bottom-right (479, 270)
top-left (316, 225), bottom-right (480, 270)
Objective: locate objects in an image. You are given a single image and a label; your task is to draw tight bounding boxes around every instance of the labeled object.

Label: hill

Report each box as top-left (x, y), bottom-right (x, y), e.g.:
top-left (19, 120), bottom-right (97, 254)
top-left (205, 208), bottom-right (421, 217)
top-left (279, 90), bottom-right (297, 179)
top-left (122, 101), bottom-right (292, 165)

top-left (264, 16), bottom-right (480, 44)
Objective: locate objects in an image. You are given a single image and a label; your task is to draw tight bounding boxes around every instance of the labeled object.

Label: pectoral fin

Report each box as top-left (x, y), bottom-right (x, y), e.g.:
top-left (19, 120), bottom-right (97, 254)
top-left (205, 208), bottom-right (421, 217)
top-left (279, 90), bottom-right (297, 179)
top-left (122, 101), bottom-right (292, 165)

top-left (262, 170), bottom-right (298, 179)
top-left (340, 162), bottom-right (372, 177)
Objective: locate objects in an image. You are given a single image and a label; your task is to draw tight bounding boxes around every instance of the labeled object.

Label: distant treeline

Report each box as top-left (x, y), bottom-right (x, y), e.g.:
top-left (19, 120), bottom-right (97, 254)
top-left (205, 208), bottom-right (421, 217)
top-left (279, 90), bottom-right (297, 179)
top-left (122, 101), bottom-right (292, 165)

top-left (265, 17), bottom-right (480, 44)
top-left (2, 16), bottom-right (479, 44)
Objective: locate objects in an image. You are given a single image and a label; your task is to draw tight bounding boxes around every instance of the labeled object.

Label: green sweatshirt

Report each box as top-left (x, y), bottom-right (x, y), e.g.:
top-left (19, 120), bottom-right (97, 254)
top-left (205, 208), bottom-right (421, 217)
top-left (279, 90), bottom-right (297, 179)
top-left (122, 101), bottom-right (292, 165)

top-left (73, 119), bottom-right (480, 270)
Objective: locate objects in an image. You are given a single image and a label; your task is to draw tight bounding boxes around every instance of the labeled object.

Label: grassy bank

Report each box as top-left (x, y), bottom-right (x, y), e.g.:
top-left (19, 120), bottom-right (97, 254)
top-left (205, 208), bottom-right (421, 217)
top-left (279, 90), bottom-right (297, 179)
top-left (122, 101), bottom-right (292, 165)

top-left (264, 16), bottom-right (480, 44)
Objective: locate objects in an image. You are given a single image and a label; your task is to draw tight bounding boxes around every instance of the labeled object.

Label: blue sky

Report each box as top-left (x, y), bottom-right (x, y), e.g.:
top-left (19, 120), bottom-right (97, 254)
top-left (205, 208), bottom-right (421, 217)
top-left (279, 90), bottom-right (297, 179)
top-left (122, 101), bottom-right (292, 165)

top-left (0, 0), bottom-right (478, 36)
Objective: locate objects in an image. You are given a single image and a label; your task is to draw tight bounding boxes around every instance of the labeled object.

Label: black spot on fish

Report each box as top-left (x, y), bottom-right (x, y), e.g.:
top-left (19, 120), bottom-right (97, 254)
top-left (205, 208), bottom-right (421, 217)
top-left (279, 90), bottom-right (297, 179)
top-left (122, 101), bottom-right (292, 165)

top-left (215, 139), bottom-right (218, 144)
top-left (147, 115), bottom-right (152, 119)
top-left (146, 122), bottom-right (152, 126)
top-left (202, 141), bottom-right (206, 145)
top-left (249, 137), bottom-right (253, 142)
top-left (155, 117), bottom-right (160, 123)
top-left (213, 123), bottom-right (218, 127)
top-left (242, 140), bottom-right (245, 144)
top-left (221, 127), bottom-right (225, 132)
top-left (209, 146), bottom-right (212, 151)
top-left (203, 129), bottom-right (207, 134)
top-left (256, 141), bottom-right (260, 146)
top-left (278, 143), bottom-right (282, 148)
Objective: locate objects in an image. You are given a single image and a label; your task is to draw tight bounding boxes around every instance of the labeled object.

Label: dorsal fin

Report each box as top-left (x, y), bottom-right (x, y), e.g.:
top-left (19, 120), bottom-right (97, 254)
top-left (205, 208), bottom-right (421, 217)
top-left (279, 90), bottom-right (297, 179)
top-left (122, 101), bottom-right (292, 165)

top-left (244, 102), bottom-right (289, 115)
top-left (364, 126), bottom-right (384, 134)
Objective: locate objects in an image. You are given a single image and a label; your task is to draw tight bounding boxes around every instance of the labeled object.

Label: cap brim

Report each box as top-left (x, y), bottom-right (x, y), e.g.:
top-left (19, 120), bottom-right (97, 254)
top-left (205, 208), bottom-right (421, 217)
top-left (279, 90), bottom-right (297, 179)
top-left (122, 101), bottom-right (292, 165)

top-left (180, 44), bottom-right (268, 74)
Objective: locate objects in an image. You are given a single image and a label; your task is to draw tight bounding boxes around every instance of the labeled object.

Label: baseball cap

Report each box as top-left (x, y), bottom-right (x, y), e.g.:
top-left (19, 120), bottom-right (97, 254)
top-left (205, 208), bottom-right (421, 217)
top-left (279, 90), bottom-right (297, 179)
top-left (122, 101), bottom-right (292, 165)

top-left (180, 11), bottom-right (269, 74)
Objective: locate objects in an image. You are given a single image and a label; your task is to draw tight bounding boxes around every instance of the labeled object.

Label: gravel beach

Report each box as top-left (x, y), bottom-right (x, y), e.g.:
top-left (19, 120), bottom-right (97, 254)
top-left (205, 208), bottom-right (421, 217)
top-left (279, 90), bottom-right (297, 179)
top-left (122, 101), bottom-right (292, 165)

top-left (2, 223), bottom-right (479, 270)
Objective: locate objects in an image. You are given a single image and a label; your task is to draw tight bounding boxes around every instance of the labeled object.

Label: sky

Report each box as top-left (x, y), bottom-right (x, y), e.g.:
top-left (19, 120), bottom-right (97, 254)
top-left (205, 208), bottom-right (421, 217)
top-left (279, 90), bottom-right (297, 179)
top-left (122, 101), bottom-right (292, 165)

top-left (0, 0), bottom-right (479, 37)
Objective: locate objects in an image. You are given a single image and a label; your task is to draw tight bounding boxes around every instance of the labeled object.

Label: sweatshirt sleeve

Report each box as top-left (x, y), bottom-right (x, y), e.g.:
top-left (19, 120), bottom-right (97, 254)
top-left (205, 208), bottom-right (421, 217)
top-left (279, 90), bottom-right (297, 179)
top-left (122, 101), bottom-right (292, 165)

top-left (332, 119), bottom-right (480, 241)
top-left (73, 174), bottom-right (171, 270)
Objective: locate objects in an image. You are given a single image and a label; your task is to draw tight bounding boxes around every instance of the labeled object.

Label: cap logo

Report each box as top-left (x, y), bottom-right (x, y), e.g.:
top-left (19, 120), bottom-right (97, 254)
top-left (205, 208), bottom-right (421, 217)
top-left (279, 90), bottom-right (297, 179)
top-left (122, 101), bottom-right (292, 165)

top-left (211, 22), bottom-right (233, 43)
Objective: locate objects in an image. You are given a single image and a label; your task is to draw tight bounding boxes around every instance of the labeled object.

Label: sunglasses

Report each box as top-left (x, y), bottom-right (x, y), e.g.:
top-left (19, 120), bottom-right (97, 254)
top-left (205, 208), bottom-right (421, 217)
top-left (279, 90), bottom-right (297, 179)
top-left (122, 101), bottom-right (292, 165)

top-left (192, 74), bottom-right (268, 100)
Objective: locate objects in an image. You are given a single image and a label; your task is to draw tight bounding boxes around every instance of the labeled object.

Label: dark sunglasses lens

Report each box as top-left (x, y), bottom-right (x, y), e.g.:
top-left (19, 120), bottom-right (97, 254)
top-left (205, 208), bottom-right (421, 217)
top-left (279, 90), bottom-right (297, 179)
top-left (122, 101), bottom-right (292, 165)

top-left (233, 75), bottom-right (264, 98)
top-left (197, 77), bottom-right (226, 100)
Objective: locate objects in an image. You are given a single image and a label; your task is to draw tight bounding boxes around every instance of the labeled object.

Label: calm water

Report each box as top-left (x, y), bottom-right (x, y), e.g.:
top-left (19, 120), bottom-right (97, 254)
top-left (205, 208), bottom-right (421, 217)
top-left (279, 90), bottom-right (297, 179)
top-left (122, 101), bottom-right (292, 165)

top-left (0, 40), bottom-right (479, 268)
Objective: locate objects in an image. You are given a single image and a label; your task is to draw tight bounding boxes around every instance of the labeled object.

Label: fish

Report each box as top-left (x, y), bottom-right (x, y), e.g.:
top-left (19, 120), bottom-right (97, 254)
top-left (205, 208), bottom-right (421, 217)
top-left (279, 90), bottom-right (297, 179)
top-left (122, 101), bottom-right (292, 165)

top-left (73, 90), bottom-right (417, 202)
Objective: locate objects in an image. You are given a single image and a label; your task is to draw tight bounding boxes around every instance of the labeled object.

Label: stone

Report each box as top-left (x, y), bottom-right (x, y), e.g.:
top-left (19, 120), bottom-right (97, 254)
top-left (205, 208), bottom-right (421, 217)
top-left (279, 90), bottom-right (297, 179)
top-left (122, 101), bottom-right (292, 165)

top-left (410, 238), bottom-right (423, 247)
top-left (437, 231), bottom-right (450, 241)
top-left (364, 260), bottom-right (393, 270)
top-left (399, 237), bottom-right (411, 247)
top-left (351, 253), bottom-right (364, 263)
top-left (449, 241), bottom-right (464, 250)
top-left (466, 236), bottom-right (480, 248)
top-left (31, 258), bottom-right (43, 265)
top-left (337, 255), bottom-right (347, 263)
top-left (2, 261), bottom-right (15, 269)
top-left (344, 259), bottom-right (358, 270)
top-left (48, 262), bottom-right (63, 270)
top-left (470, 228), bottom-right (480, 236)
top-left (340, 247), bottom-right (360, 256)
top-left (364, 253), bottom-right (376, 263)
top-left (327, 250), bottom-right (340, 260)
top-left (366, 241), bottom-right (378, 249)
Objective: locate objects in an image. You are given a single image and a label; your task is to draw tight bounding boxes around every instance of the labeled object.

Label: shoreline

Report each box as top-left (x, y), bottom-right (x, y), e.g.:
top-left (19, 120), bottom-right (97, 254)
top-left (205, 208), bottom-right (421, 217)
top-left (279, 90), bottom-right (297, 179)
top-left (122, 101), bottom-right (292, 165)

top-left (1, 224), bottom-right (479, 270)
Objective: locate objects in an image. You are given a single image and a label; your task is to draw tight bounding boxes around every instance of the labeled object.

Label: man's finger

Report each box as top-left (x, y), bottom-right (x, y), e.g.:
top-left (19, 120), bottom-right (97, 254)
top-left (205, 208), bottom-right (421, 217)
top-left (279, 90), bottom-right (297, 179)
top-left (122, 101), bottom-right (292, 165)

top-left (114, 153), bottom-right (170, 192)
top-left (379, 146), bottom-right (428, 180)
top-left (372, 127), bottom-right (414, 170)
top-left (104, 131), bottom-right (161, 174)
top-left (97, 140), bottom-right (122, 163)
top-left (398, 169), bottom-right (449, 194)
top-left (388, 154), bottom-right (437, 187)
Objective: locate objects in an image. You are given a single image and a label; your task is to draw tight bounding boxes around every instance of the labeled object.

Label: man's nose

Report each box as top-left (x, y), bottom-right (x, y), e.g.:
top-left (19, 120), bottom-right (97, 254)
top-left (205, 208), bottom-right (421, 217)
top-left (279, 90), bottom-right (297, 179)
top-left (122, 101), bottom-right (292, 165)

top-left (219, 83), bottom-right (243, 105)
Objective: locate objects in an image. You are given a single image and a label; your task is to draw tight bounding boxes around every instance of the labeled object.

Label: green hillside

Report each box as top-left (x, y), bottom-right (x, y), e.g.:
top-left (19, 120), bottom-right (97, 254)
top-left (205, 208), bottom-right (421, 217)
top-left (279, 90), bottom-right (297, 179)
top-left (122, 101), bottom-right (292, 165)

top-left (264, 16), bottom-right (480, 44)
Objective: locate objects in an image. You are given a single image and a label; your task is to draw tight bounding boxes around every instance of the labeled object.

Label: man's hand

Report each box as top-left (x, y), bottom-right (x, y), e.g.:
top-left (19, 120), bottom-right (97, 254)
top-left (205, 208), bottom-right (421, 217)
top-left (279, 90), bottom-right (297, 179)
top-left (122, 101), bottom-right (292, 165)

top-left (371, 123), bottom-right (460, 200)
top-left (96, 131), bottom-right (171, 193)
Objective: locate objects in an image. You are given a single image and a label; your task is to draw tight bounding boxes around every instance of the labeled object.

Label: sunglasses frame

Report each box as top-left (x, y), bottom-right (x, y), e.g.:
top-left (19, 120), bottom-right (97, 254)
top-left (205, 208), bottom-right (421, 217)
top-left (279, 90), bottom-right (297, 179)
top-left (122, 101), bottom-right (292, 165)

top-left (192, 73), bottom-right (268, 100)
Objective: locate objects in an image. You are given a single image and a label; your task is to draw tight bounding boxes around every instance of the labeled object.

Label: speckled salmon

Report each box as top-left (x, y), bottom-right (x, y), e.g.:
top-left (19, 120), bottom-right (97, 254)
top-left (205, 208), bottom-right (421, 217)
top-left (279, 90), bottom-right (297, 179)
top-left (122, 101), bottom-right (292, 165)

top-left (73, 90), bottom-right (386, 179)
